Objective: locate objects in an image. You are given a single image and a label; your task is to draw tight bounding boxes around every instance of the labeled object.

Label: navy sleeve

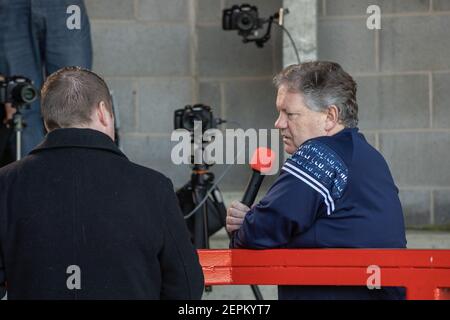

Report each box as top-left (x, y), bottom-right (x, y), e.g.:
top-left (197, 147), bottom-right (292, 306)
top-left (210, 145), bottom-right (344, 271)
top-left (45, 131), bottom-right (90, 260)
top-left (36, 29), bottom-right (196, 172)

top-left (232, 140), bottom-right (349, 249)
top-left (232, 169), bottom-right (325, 249)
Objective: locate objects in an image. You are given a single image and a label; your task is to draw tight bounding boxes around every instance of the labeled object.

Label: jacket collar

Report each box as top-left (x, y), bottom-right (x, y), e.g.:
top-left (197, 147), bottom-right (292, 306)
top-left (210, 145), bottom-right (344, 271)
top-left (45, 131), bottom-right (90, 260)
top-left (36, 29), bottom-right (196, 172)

top-left (30, 128), bottom-right (127, 159)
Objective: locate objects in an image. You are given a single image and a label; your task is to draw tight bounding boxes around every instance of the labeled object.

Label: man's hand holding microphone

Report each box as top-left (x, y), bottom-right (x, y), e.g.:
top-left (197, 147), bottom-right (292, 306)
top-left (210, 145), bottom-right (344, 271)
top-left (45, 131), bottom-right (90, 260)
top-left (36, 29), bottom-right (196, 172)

top-left (226, 147), bottom-right (276, 234)
top-left (226, 200), bottom-right (251, 233)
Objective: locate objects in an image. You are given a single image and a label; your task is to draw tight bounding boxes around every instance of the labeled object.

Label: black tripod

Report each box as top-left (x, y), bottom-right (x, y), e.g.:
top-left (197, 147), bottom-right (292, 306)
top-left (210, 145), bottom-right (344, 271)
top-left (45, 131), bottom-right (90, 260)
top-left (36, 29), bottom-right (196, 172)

top-left (11, 106), bottom-right (26, 161)
top-left (1, 104), bottom-right (29, 162)
top-left (176, 162), bottom-right (264, 300)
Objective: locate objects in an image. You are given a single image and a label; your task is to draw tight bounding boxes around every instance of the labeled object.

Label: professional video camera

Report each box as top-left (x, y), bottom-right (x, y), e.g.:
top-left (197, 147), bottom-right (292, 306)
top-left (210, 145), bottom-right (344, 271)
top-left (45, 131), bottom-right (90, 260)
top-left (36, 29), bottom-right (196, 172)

top-left (174, 104), bottom-right (216, 133)
top-left (223, 4), bottom-right (263, 38)
top-left (222, 3), bottom-right (280, 48)
top-left (0, 76), bottom-right (38, 107)
top-left (222, 3), bottom-right (299, 62)
top-left (173, 104), bottom-right (227, 248)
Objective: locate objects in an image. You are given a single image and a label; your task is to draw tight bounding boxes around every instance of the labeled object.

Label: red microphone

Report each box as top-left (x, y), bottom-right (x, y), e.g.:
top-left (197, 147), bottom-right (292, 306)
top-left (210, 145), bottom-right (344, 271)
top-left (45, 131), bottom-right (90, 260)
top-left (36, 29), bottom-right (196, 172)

top-left (241, 147), bottom-right (276, 207)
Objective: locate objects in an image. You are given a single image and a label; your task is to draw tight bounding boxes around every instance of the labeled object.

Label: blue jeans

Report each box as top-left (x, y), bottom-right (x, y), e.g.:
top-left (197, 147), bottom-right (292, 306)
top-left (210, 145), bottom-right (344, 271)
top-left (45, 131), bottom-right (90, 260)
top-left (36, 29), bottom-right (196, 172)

top-left (0, 0), bottom-right (92, 157)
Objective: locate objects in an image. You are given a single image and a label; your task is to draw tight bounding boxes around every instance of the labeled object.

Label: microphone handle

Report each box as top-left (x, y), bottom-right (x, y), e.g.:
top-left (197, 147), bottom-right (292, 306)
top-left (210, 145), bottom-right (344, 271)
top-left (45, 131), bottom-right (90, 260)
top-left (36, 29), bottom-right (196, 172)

top-left (241, 170), bottom-right (265, 207)
top-left (230, 171), bottom-right (265, 246)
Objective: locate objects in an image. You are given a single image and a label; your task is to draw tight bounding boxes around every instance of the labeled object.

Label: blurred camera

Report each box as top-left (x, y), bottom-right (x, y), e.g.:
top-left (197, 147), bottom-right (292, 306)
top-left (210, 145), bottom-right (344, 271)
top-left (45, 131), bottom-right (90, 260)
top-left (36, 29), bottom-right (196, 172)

top-left (0, 76), bottom-right (38, 107)
top-left (174, 104), bottom-right (215, 133)
top-left (223, 4), bottom-right (262, 36)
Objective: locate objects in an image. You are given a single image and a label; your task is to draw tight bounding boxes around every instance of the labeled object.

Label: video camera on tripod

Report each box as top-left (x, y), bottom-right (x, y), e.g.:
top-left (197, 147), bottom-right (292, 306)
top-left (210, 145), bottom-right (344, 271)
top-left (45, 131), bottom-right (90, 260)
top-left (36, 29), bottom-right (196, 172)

top-left (173, 104), bottom-right (267, 299)
top-left (174, 104), bottom-right (227, 249)
top-left (0, 76), bottom-right (38, 162)
top-left (0, 76), bottom-right (38, 107)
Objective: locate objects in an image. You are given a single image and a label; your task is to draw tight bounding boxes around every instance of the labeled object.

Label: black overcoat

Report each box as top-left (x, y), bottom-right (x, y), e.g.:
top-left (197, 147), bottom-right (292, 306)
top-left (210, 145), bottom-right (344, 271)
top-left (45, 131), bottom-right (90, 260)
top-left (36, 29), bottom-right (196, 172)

top-left (0, 128), bottom-right (204, 299)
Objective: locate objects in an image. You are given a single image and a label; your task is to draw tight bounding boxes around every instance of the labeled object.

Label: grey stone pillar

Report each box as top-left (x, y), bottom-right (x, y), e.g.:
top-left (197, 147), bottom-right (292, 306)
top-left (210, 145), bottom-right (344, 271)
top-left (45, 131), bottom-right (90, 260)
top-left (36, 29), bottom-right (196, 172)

top-left (282, 0), bottom-right (318, 67)
top-left (281, 0), bottom-right (318, 161)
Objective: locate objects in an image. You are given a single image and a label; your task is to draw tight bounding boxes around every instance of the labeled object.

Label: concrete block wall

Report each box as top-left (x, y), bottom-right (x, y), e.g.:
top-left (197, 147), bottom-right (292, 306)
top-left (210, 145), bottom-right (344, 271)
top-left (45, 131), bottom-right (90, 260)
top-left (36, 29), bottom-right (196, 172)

top-left (85, 0), bottom-right (449, 228)
top-left (85, 0), bottom-right (282, 196)
top-left (318, 0), bottom-right (450, 227)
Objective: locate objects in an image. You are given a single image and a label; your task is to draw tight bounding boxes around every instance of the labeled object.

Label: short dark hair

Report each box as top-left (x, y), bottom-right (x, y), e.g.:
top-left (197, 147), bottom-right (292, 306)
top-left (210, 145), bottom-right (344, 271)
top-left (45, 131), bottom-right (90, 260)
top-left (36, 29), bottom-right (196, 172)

top-left (274, 61), bottom-right (358, 128)
top-left (41, 67), bottom-right (113, 131)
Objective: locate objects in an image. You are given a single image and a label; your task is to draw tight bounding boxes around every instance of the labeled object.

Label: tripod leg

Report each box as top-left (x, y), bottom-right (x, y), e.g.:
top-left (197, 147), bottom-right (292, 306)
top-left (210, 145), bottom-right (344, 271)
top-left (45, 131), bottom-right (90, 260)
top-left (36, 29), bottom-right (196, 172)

top-left (192, 189), bottom-right (212, 293)
top-left (210, 185), bottom-right (265, 300)
top-left (192, 188), bottom-right (211, 249)
top-left (13, 111), bottom-right (24, 161)
top-left (251, 285), bottom-right (264, 300)
top-left (16, 129), bottom-right (21, 160)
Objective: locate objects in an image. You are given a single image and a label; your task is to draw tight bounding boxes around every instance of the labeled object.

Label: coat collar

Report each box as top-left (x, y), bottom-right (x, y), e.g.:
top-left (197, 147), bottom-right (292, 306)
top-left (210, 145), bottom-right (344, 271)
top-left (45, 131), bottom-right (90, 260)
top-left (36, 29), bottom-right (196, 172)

top-left (30, 128), bottom-right (127, 159)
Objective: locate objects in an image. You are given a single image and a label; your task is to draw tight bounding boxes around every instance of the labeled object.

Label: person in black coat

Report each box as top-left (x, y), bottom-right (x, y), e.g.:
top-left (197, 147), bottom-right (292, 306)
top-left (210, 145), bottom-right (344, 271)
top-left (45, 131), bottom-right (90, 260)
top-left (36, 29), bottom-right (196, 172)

top-left (0, 66), bottom-right (204, 300)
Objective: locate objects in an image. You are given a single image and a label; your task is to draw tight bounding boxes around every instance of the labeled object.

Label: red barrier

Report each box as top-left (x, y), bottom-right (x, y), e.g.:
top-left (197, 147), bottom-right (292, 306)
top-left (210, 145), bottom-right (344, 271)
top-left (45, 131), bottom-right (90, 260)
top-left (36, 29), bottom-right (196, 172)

top-left (198, 249), bottom-right (450, 300)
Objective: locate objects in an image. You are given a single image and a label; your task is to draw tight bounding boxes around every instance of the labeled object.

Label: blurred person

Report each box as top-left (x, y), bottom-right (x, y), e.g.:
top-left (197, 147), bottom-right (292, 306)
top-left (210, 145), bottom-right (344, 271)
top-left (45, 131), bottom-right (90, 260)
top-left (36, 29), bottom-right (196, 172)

top-left (0, 0), bottom-right (92, 163)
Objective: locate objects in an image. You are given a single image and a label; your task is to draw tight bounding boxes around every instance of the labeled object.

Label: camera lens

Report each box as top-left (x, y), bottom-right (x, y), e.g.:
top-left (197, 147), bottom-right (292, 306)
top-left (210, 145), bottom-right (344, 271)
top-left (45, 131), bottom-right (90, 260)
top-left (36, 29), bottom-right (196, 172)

top-left (237, 12), bottom-right (255, 31)
top-left (21, 85), bottom-right (37, 103)
top-left (12, 83), bottom-right (37, 104)
top-left (183, 113), bottom-right (202, 131)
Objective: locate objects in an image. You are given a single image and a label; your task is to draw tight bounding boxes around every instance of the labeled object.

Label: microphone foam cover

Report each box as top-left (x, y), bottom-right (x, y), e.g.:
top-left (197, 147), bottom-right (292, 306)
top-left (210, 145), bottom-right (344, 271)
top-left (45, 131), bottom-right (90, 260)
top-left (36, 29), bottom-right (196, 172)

top-left (250, 147), bottom-right (275, 174)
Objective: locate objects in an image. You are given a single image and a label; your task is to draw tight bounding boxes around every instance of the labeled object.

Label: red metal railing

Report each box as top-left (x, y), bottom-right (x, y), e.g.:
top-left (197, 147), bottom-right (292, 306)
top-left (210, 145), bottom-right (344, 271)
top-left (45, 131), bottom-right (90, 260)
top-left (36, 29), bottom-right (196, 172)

top-left (198, 249), bottom-right (450, 300)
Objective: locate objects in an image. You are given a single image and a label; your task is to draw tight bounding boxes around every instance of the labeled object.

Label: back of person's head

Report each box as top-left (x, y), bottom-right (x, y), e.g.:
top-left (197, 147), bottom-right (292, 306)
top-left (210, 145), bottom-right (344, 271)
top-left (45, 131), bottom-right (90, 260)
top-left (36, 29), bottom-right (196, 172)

top-left (274, 61), bottom-right (358, 128)
top-left (41, 67), bottom-right (113, 132)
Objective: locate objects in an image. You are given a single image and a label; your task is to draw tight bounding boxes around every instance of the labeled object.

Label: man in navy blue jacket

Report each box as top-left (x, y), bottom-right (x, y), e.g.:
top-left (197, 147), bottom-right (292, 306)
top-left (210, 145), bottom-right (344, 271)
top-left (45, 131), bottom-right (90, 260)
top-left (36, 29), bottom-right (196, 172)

top-left (226, 61), bottom-right (406, 300)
